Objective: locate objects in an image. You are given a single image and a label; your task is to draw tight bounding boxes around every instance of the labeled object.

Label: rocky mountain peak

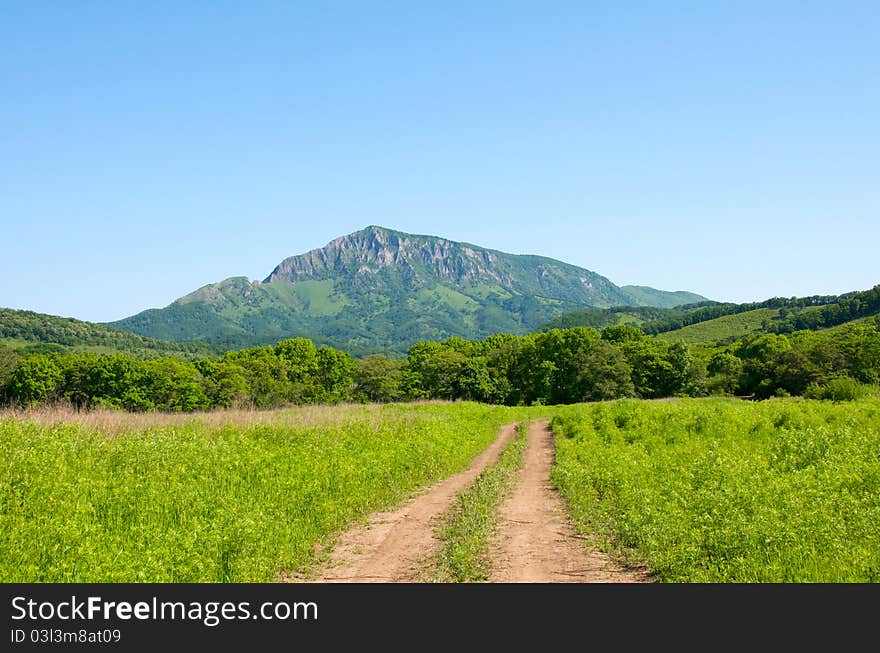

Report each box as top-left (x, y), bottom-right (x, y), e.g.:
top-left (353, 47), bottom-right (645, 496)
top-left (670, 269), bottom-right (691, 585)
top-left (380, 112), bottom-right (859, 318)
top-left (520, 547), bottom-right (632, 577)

top-left (264, 226), bottom-right (506, 286)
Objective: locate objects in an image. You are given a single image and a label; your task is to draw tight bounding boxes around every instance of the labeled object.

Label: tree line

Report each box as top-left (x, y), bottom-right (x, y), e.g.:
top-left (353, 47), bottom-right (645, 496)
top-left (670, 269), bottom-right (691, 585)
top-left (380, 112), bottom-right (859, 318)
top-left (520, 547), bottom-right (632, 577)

top-left (706, 319), bottom-right (880, 399)
top-left (761, 285), bottom-right (880, 335)
top-left (2, 318), bottom-right (878, 411)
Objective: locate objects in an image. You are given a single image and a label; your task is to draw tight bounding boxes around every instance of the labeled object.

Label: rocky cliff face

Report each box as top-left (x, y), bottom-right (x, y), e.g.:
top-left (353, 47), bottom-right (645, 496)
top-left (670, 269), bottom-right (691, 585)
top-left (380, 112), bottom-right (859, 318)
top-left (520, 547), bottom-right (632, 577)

top-left (262, 225), bottom-right (623, 301)
top-left (265, 226), bottom-right (509, 285)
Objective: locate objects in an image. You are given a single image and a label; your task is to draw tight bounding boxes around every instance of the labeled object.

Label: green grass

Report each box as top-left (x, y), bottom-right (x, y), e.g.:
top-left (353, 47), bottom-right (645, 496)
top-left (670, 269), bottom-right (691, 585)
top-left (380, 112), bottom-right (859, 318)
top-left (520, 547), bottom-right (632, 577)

top-left (657, 308), bottom-right (780, 344)
top-left (412, 285), bottom-right (481, 313)
top-left (431, 422), bottom-right (529, 582)
top-left (288, 280), bottom-right (350, 316)
top-left (467, 284), bottom-right (514, 301)
top-left (818, 315), bottom-right (877, 334)
top-left (0, 402), bottom-right (527, 582)
top-left (551, 398), bottom-right (880, 582)
top-left (614, 311), bottom-right (647, 326)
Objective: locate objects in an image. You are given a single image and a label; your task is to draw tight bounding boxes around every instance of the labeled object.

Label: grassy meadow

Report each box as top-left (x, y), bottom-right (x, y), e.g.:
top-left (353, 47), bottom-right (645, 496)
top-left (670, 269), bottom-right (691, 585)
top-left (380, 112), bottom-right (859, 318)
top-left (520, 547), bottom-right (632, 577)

top-left (552, 398), bottom-right (880, 582)
top-left (656, 307), bottom-right (780, 344)
top-left (4, 397), bottom-right (879, 583)
top-left (1, 402), bottom-right (531, 582)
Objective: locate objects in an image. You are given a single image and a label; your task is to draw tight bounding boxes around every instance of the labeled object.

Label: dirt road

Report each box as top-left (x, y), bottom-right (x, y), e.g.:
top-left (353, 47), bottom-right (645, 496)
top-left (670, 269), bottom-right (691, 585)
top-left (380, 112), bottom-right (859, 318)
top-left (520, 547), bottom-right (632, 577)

top-left (290, 419), bottom-right (649, 583)
top-left (490, 420), bottom-right (649, 582)
top-left (292, 422), bottom-right (519, 582)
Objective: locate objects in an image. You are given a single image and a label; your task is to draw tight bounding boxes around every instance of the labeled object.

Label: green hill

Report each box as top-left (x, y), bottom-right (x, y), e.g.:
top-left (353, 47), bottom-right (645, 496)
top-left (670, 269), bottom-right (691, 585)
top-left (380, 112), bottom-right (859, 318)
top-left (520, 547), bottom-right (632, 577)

top-left (0, 308), bottom-right (219, 359)
top-left (543, 284), bottom-right (880, 345)
top-left (656, 308), bottom-right (781, 344)
top-left (109, 226), bottom-right (709, 354)
top-left (539, 305), bottom-right (685, 331)
top-left (655, 285), bottom-right (880, 344)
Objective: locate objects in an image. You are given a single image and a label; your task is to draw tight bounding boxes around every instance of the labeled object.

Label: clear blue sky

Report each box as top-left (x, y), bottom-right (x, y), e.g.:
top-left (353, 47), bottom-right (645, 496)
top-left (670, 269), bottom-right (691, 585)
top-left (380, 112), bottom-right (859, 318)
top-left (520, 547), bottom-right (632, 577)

top-left (2, 1), bottom-right (878, 323)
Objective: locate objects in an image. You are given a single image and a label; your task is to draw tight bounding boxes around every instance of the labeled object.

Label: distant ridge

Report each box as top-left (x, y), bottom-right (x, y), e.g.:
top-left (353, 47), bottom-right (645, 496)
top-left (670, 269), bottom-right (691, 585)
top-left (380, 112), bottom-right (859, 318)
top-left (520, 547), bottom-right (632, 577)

top-left (619, 285), bottom-right (709, 309)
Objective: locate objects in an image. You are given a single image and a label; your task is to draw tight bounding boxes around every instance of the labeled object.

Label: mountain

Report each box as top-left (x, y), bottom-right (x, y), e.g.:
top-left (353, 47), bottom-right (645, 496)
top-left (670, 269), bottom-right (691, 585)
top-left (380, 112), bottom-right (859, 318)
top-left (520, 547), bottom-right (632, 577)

top-left (108, 226), bottom-right (710, 353)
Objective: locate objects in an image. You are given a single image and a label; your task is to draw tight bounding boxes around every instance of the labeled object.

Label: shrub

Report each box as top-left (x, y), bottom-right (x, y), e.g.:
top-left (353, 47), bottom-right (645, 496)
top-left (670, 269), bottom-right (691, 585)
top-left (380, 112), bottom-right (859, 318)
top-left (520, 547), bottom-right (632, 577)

top-left (804, 376), bottom-right (868, 401)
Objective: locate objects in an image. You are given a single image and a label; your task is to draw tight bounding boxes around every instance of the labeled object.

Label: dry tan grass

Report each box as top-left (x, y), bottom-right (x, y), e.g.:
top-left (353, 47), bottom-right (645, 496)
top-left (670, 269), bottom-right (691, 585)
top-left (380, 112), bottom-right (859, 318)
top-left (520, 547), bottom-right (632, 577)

top-left (0, 403), bottom-right (376, 435)
top-left (0, 400), bottom-right (451, 436)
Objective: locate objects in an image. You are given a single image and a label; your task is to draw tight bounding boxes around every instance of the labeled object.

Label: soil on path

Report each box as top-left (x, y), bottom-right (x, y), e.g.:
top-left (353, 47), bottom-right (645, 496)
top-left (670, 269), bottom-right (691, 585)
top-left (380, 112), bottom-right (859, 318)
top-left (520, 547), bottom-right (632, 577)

top-left (489, 419), bottom-right (651, 583)
top-left (288, 422), bottom-right (519, 583)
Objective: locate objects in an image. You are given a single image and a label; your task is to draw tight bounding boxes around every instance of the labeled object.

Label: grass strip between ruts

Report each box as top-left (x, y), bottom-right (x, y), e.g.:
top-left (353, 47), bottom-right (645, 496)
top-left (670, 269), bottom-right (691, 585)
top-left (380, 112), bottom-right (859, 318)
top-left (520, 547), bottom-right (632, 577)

top-left (431, 422), bottom-right (529, 582)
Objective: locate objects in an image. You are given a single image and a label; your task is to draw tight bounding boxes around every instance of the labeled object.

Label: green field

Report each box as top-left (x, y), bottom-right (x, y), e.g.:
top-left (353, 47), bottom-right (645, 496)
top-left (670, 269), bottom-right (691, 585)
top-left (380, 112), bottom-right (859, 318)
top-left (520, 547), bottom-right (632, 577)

top-left (283, 280), bottom-right (351, 316)
top-left (656, 308), bottom-right (780, 344)
top-left (551, 398), bottom-right (880, 581)
top-left (816, 314), bottom-right (877, 334)
top-left (0, 402), bottom-right (529, 582)
top-left (5, 398), bottom-right (879, 583)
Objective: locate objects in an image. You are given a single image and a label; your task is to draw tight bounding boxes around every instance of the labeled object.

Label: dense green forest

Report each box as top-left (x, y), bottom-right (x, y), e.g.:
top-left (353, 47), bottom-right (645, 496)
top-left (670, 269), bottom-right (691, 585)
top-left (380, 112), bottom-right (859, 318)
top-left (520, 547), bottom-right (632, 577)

top-left (3, 315), bottom-right (878, 411)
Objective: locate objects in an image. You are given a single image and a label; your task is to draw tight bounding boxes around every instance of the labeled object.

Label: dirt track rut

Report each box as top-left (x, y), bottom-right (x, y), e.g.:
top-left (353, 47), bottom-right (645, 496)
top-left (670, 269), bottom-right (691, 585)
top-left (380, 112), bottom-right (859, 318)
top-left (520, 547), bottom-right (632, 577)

top-left (293, 422), bottom-right (518, 582)
top-left (490, 420), bottom-right (649, 583)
